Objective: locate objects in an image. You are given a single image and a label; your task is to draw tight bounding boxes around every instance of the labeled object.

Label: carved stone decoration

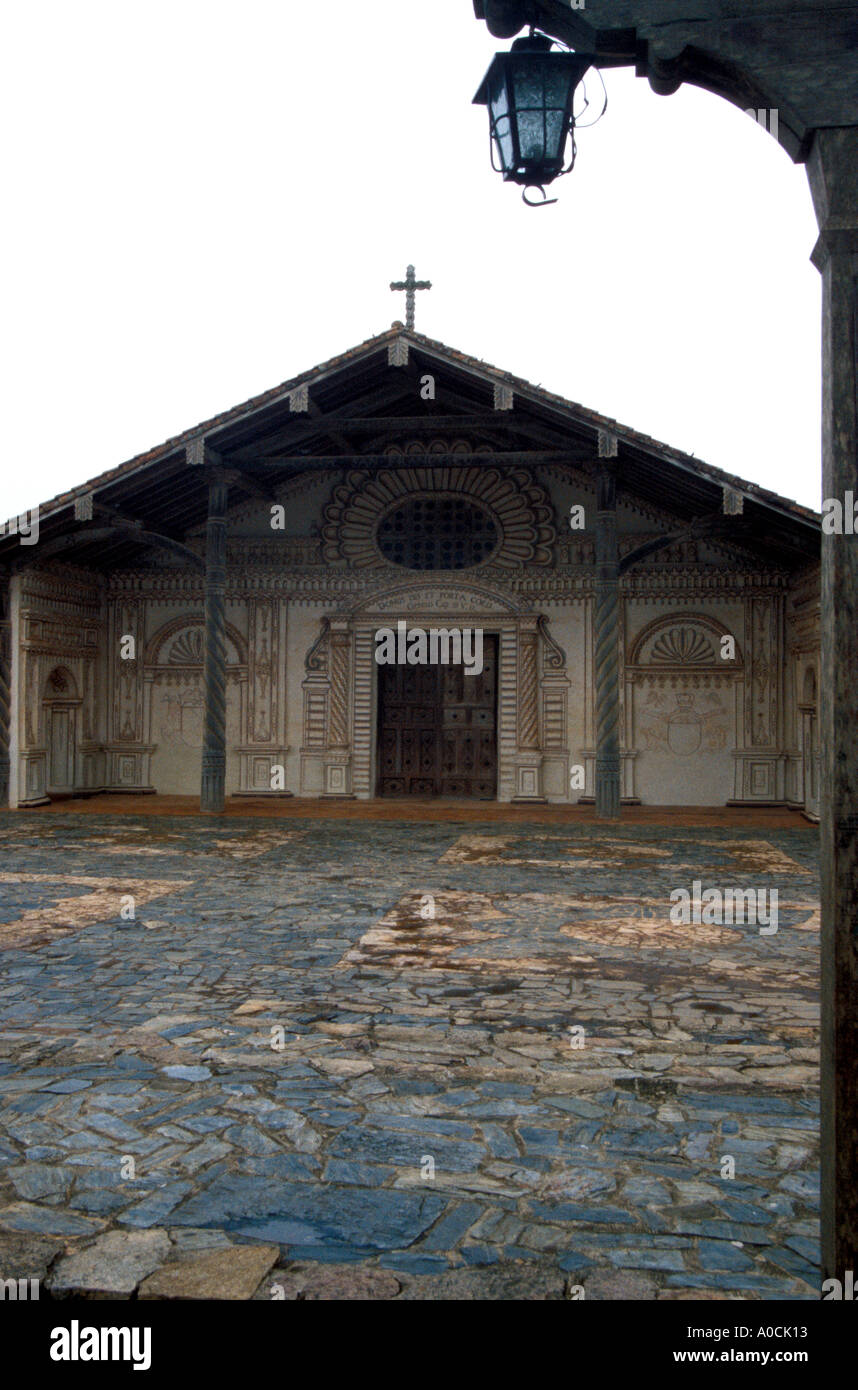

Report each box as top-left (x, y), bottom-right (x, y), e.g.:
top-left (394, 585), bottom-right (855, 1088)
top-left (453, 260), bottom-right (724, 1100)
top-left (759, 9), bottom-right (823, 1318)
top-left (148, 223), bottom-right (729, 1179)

top-left (300, 618), bottom-right (353, 796)
top-left (113, 600), bottom-right (144, 743)
top-left (305, 618), bottom-right (330, 674)
top-left (382, 439), bottom-right (491, 457)
top-left (538, 614), bottom-right (570, 763)
top-left (723, 486), bottom-right (744, 516)
top-left (322, 468), bottom-right (555, 570)
top-left (746, 598), bottom-right (779, 746)
top-left (629, 612), bottom-right (743, 674)
top-left (168, 629), bottom-right (205, 664)
top-left (247, 598), bottom-right (277, 744)
top-left (650, 626), bottom-right (716, 664)
top-left (302, 622), bottom-right (331, 760)
top-left (537, 614), bottom-right (566, 671)
top-left (146, 617), bottom-right (246, 673)
top-left (639, 689), bottom-right (729, 756)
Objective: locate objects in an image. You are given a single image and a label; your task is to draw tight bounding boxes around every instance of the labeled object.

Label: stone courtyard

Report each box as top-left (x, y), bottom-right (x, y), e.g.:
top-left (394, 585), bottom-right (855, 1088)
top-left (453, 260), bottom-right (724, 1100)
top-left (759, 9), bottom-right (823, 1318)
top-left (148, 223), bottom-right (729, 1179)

top-left (0, 807), bottom-right (819, 1299)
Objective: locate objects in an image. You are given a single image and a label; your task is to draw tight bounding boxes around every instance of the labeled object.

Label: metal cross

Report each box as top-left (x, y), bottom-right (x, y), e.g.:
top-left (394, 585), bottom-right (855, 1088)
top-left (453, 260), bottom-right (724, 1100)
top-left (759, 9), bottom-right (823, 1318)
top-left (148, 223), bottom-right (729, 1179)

top-left (389, 264), bottom-right (431, 330)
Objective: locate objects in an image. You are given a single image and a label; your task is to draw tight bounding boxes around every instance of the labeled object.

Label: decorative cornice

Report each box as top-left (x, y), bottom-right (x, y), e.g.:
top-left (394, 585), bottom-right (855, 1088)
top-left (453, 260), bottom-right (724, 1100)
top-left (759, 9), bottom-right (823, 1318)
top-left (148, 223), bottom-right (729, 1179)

top-left (321, 466), bottom-right (555, 570)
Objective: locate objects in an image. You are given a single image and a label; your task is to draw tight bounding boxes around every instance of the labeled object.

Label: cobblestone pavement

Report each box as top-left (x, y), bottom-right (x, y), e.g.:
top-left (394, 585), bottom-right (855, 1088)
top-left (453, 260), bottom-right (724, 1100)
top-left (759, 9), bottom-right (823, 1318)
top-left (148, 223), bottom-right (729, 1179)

top-left (0, 814), bottom-right (819, 1299)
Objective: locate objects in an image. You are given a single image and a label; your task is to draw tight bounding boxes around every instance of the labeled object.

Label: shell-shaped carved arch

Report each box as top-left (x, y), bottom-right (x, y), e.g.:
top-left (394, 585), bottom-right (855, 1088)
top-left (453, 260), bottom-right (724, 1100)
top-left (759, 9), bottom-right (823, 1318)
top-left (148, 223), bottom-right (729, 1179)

top-left (629, 612), bottom-right (744, 668)
top-left (322, 467), bottom-right (555, 569)
top-left (144, 615), bottom-right (248, 667)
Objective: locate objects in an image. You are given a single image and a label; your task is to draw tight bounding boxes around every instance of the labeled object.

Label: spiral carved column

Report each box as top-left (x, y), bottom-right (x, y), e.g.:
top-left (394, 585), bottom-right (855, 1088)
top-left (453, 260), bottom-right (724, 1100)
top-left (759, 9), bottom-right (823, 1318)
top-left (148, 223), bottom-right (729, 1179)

top-left (594, 458), bottom-right (620, 819)
top-left (328, 629), bottom-right (351, 748)
top-left (517, 628), bottom-right (539, 750)
top-left (201, 474), bottom-right (229, 813)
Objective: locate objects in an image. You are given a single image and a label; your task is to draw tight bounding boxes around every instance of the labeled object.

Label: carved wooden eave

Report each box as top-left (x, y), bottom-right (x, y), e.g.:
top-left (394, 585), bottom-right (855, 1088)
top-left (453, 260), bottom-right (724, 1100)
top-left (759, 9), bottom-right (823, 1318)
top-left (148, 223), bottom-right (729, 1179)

top-left (0, 321), bottom-right (819, 578)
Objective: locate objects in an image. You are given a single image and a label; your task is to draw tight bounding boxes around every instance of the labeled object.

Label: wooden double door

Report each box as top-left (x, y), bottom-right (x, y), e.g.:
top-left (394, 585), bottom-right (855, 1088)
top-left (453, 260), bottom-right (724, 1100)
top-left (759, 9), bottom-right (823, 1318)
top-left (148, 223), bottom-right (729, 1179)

top-left (376, 635), bottom-right (498, 798)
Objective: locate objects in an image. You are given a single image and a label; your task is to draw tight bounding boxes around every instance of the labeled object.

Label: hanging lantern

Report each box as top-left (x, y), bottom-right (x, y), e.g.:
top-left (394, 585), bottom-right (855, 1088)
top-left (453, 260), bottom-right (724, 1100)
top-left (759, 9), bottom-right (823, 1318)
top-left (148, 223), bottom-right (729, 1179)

top-left (473, 34), bottom-right (594, 203)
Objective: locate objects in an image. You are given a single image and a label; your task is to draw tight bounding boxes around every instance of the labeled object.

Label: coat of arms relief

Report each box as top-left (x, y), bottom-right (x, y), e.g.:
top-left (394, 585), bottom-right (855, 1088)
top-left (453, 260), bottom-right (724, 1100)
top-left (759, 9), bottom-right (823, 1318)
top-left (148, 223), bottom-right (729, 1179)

top-left (640, 690), bottom-right (728, 756)
top-left (631, 617), bottom-right (738, 757)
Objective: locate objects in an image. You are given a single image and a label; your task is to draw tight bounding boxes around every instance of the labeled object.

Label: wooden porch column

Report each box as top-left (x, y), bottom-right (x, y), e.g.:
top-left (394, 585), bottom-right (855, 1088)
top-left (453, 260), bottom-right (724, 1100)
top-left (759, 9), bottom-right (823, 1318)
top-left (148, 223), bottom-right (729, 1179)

top-left (0, 573), bottom-right (10, 808)
top-left (808, 127), bottom-right (858, 1283)
top-left (594, 436), bottom-right (620, 819)
top-left (201, 472), bottom-right (229, 813)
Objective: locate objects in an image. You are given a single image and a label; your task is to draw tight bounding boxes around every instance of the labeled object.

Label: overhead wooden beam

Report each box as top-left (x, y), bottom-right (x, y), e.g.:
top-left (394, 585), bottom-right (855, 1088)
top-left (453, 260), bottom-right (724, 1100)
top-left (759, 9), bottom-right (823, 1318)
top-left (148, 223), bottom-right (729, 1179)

top-left (307, 398), bottom-right (356, 454)
top-left (216, 468), bottom-right (278, 506)
top-left (318, 413), bottom-right (581, 447)
top-left (22, 522), bottom-right (205, 571)
top-left (252, 450), bottom-right (578, 469)
top-left (618, 514), bottom-right (734, 575)
top-left (224, 386), bottom-right (407, 462)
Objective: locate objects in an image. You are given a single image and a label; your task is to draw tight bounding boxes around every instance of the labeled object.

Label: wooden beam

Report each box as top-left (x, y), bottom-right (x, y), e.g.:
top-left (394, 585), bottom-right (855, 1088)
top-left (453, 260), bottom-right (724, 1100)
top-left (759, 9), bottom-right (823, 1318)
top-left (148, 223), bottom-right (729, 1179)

top-left (809, 126), bottom-right (858, 1285)
top-left (200, 475), bottom-right (229, 813)
top-left (594, 461), bottom-right (620, 819)
top-left (22, 522), bottom-right (205, 571)
top-left (250, 451), bottom-right (577, 469)
top-left (224, 386), bottom-right (406, 461)
top-left (618, 513), bottom-right (733, 575)
top-left (216, 468), bottom-right (278, 506)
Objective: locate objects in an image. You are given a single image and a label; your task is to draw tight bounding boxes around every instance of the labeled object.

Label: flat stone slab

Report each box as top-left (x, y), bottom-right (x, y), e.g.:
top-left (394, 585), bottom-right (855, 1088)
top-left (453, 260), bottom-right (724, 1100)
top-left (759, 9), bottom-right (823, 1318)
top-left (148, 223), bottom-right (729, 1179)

top-left (0, 1232), bottom-right (64, 1283)
top-left (580, 1270), bottom-right (658, 1300)
top-left (0, 813), bottom-right (821, 1296)
top-left (0, 1203), bottom-right (104, 1237)
top-left (49, 1228), bottom-right (172, 1298)
top-left (138, 1243), bottom-right (279, 1300)
top-left (265, 1263), bottom-right (402, 1301)
top-left (169, 1179), bottom-right (445, 1253)
top-left (398, 1263), bottom-right (567, 1300)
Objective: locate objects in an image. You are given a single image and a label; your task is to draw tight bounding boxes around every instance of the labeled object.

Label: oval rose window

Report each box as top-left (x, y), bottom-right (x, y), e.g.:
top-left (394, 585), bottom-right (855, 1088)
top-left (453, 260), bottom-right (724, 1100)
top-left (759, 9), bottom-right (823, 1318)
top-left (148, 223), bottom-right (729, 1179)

top-left (376, 497), bottom-right (499, 571)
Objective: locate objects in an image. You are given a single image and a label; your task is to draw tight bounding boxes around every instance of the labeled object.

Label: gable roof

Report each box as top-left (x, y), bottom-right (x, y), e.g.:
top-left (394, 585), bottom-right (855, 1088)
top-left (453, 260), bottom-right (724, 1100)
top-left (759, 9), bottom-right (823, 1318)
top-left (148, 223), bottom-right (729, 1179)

top-left (1, 323), bottom-right (820, 572)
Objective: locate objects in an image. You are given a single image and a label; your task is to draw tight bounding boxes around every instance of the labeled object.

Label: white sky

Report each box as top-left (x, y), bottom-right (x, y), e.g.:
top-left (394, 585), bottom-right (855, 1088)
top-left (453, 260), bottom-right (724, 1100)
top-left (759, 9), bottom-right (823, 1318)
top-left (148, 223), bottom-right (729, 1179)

top-left (1, 0), bottom-right (822, 521)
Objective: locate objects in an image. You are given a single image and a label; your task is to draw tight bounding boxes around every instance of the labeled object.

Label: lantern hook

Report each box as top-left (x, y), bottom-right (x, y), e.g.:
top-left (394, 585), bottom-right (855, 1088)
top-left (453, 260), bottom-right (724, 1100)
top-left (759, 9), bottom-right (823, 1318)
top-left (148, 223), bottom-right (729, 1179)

top-left (522, 184), bottom-right (557, 208)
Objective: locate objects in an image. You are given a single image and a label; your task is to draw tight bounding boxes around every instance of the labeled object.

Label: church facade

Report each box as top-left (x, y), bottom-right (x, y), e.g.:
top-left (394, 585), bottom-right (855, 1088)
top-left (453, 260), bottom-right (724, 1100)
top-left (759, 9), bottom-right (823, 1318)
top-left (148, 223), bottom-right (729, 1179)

top-left (0, 325), bottom-right (821, 816)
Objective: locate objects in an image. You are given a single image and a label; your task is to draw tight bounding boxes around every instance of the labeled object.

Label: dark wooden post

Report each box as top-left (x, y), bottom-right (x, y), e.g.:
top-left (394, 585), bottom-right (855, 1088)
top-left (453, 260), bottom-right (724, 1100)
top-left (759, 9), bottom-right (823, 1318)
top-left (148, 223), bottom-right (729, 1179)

top-left (201, 472), bottom-right (229, 813)
top-left (594, 435), bottom-right (620, 819)
top-left (808, 127), bottom-right (858, 1283)
top-left (0, 573), bottom-right (11, 808)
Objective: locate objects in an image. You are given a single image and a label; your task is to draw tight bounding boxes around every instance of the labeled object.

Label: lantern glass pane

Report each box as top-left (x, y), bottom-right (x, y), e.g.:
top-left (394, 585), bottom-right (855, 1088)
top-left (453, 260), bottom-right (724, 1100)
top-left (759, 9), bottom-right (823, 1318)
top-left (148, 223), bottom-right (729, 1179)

top-left (510, 58), bottom-right (571, 166)
top-left (488, 68), bottom-right (515, 172)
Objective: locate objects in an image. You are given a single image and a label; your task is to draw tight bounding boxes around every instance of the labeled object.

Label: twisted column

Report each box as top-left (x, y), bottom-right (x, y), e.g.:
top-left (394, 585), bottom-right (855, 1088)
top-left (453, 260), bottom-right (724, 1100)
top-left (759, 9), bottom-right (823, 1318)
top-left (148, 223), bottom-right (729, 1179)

top-left (328, 629), bottom-right (351, 747)
top-left (517, 628), bottom-right (539, 750)
top-left (201, 474), bottom-right (229, 812)
top-left (594, 461), bottom-right (620, 819)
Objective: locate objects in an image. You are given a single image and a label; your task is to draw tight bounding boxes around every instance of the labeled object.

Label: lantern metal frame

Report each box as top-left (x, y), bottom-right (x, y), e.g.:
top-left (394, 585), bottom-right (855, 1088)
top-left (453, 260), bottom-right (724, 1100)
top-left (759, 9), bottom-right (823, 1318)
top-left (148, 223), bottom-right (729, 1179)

top-left (473, 33), bottom-right (595, 200)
